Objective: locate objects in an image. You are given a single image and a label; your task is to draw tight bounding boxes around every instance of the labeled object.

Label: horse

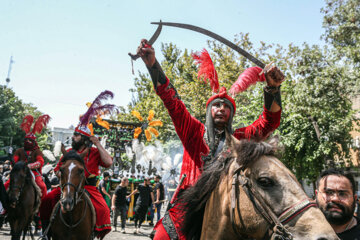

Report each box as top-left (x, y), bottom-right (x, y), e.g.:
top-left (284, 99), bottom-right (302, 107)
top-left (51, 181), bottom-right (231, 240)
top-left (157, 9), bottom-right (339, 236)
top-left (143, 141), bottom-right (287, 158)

top-left (7, 161), bottom-right (41, 240)
top-left (180, 134), bottom-right (339, 240)
top-left (49, 150), bottom-right (95, 240)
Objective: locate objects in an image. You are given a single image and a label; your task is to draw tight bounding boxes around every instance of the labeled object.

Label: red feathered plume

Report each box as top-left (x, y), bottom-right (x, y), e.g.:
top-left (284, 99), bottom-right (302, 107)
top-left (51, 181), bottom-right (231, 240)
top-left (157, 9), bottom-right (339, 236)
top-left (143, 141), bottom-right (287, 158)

top-left (192, 49), bottom-right (219, 93)
top-left (80, 90), bottom-right (118, 126)
top-left (32, 114), bottom-right (51, 134)
top-left (229, 66), bottom-right (266, 96)
top-left (21, 115), bottom-right (34, 134)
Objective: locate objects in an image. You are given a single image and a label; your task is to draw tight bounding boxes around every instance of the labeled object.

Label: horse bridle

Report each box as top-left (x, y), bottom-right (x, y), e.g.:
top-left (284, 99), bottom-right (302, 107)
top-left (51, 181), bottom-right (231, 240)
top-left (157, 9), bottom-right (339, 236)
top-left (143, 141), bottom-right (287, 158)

top-left (230, 161), bottom-right (317, 240)
top-left (59, 165), bottom-right (88, 228)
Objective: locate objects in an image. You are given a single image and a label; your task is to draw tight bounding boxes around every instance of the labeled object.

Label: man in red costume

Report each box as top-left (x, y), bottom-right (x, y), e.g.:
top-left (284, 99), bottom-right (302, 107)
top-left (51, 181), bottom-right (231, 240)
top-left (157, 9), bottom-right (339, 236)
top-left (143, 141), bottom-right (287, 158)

top-left (4, 133), bottom-right (47, 199)
top-left (137, 39), bottom-right (285, 239)
top-left (4, 114), bottom-right (50, 200)
top-left (40, 125), bottom-right (113, 239)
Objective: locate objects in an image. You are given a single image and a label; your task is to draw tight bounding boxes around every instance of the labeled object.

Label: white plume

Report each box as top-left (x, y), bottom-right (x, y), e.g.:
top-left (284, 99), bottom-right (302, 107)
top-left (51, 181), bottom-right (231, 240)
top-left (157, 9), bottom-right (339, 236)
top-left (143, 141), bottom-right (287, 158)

top-left (43, 150), bottom-right (56, 162)
top-left (53, 141), bottom-right (62, 157)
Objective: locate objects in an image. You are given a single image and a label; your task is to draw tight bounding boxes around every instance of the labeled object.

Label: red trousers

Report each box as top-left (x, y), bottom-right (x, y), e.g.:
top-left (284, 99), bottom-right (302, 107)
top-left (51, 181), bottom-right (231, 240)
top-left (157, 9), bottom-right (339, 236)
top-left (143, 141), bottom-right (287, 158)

top-left (5, 174), bottom-right (47, 201)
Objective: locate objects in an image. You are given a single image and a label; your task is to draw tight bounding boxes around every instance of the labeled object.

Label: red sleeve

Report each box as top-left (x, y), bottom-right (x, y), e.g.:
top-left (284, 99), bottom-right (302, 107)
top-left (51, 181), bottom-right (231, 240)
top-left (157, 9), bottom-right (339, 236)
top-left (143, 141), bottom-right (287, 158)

top-left (28, 155), bottom-right (44, 170)
top-left (233, 106), bottom-right (281, 141)
top-left (156, 77), bottom-right (206, 151)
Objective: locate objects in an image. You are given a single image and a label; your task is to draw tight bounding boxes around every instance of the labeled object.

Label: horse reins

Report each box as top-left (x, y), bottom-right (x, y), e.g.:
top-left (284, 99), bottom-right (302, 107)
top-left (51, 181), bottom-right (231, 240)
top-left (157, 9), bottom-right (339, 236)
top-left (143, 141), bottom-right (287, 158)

top-left (230, 161), bottom-right (317, 240)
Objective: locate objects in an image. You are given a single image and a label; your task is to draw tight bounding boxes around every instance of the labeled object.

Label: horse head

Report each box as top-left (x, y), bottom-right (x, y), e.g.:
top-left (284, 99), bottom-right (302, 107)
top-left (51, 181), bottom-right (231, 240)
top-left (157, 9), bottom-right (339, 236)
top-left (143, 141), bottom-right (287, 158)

top-left (8, 161), bottom-right (32, 208)
top-left (182, 134), bottom-right (338, 240)
top-left (59, 150), bottom-right (86, 212)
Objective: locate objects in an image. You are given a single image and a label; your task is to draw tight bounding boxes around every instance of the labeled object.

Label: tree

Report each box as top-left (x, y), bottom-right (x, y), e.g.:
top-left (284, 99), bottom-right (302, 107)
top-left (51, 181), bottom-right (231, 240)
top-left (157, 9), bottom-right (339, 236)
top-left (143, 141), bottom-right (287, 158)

top-left (0, 85), bottom-right (46, 152)
top-left (279, 43), bottom-right (355, 182)
top-left (322, 0), bottom-right (360, 94)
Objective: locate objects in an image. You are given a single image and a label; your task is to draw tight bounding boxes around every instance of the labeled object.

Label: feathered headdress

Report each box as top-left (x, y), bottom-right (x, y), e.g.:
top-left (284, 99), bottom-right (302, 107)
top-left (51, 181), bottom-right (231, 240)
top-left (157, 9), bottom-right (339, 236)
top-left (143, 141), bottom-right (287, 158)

top-left (79, 90), bottom-right (118, 128)
top-left (192, 49), bottom-right (219, 93)
top-left (192, 49), bottom-right (269, 98)
top-left (229, 66), bottom-right (266, 96)
top-left (20, 114), bottom-right (51, 139)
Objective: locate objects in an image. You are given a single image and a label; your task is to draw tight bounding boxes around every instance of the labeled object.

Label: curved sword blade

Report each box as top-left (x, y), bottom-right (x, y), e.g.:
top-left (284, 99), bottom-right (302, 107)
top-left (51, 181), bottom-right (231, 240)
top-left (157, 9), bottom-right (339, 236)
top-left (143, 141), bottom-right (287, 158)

top-left (128, 20), bottom-right (163, 61)
top-left (151, 21), bottom-right (265, 69)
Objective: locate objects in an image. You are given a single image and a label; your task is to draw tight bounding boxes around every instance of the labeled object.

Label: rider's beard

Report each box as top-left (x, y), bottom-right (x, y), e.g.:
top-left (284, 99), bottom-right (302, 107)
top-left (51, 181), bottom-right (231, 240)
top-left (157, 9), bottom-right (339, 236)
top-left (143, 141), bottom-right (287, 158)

top-left (72, 138), bottom-right (85, 151)
top-left (321, 201), bottom-right (355, 226)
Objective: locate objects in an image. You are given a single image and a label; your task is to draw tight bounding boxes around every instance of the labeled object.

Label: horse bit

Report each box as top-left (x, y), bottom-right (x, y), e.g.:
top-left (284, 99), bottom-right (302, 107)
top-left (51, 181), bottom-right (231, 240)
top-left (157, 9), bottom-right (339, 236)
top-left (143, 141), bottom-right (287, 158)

top-left (230, 161), bottom-right (317, 240)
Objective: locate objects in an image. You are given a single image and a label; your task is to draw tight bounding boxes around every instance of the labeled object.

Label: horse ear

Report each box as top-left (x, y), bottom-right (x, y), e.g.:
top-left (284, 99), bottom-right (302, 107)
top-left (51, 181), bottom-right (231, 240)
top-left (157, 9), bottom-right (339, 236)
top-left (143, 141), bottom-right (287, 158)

top-left (61, 144), bottom-right (67, 156)
top-left (267, 135), bottom-right (281, 150)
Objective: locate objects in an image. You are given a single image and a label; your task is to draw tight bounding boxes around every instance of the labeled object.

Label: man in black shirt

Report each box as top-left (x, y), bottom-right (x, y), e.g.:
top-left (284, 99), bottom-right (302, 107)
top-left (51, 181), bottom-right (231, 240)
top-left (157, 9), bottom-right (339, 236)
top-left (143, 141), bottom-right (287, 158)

top-left (111, 177), bottom-right (129, 233)
top-left (151, 174), bottom-right (165, 224)
top-left (316, 168), bottom-right (360, 239)
top-left (127, 177), bottom-right (154, 234)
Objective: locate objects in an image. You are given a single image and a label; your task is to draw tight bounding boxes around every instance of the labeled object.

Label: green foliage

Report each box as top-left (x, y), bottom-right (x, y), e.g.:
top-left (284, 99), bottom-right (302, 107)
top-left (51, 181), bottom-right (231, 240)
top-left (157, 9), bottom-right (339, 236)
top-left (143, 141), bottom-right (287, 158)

top-left (0, 86), bottom-right (46, 151)
top-left (322, 0), bottom-right (360, 94)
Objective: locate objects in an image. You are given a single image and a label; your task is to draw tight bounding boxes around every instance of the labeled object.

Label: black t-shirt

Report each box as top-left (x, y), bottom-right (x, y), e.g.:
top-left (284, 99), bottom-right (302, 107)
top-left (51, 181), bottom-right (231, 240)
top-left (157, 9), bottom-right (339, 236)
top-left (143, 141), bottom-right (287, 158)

top-left (154, 182), bottom-right (165, 201)
top-left (136, 184), bottom-right (152, 207)
top-left (338, 218), bottom-right (360, 240)
top-left (114, 185), bottom-right (127, 207)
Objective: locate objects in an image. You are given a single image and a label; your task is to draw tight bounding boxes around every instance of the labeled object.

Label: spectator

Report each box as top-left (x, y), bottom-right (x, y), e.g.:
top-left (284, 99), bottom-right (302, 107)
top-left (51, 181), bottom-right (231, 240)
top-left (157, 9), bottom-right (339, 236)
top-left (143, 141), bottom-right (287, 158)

top-left (99, 172), bottom-right (111, 209)
top-left (150, 174), bottom-right (165, 225)
top-left (315, 168), bottom-right (360, 239)
top-left (111, 177), bottom-right (129, 233)
top-left (127, 177), bottom-right (154, 234)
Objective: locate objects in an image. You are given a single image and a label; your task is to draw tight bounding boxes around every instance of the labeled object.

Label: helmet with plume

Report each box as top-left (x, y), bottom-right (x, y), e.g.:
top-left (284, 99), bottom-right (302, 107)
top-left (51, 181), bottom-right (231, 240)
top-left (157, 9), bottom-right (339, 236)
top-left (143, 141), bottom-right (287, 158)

top-left (20, 114), bottom-right (51, 150)
top-left (192, 48), bottom-right (267, 150)
top-left (77, 90), bottom-right (118, 137)
top-left (20, 114), bottom-right (51, 140)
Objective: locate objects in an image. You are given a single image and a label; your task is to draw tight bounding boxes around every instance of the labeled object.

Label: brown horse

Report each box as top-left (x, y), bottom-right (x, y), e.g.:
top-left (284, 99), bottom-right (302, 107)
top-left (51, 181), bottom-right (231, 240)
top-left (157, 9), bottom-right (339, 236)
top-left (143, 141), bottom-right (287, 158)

top-left (50, 150), bottom-right (95, 240)
top-left (181, 135), bottom-right (339, 240)
top-left (7, 161), bottom-right (41, 240)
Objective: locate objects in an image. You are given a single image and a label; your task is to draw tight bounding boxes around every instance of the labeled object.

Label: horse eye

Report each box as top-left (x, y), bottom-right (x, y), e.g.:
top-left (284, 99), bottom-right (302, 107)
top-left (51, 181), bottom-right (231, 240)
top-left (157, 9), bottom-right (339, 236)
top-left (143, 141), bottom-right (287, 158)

top-left (257, 177), bottom-right (275, 188)
top-left (78, 169), bottom-right (84, 174)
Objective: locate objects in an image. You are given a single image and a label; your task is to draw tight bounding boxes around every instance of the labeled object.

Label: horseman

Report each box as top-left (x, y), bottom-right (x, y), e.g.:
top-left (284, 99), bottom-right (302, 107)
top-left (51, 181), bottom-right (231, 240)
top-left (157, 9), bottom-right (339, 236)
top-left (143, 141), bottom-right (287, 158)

top-left (4, 115), bottom-right (50, 200)
top-left (40, 125), bottom-right (113, 239)
top-left (137, 39), bottom-right (285, 239)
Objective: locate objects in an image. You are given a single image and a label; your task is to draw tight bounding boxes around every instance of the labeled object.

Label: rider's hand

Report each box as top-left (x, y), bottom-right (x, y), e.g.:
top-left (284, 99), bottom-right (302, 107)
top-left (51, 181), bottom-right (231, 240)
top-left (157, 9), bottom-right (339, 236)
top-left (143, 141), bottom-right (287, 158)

top-left (111, 205), bottom-right (115, 211)
top-left (265, 66), bottom-right (284, 87)
top-left (137, 39), bottom-right (155, 67)
top-left (89, 136), bottom-right (100, 146)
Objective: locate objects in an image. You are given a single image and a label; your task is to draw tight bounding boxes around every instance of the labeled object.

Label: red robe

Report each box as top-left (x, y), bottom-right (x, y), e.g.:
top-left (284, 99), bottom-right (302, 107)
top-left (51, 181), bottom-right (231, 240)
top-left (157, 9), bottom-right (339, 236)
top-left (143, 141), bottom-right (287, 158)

top-left (4, 148), bottom-right (47, 200)
top-left (40, 147), bottom-right (111, 239)
top-left (153, 78), bottom-right (281, 240)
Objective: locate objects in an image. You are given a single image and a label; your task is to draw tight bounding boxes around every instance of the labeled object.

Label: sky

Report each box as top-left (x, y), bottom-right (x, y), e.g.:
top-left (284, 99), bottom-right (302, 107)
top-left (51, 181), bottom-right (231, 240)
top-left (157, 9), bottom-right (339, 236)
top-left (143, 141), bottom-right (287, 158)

top-left (0, 0), bottom-right (326, 129)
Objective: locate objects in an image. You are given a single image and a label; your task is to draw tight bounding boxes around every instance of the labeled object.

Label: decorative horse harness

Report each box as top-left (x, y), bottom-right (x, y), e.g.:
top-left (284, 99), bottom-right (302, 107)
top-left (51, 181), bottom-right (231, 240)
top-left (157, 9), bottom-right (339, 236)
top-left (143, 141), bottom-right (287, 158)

top-left (226, 150), bottom-right (317, 240)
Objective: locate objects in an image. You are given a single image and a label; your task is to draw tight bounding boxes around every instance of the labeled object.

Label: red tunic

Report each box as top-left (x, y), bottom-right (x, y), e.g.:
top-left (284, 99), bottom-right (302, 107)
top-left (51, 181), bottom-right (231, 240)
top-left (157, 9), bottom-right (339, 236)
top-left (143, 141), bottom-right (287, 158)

top-left (4, 148), bottom-right (47, 200)
top-left (41, 147), bottom-right (111, 238)
top-left (153, 78), bottom-right (281, 240)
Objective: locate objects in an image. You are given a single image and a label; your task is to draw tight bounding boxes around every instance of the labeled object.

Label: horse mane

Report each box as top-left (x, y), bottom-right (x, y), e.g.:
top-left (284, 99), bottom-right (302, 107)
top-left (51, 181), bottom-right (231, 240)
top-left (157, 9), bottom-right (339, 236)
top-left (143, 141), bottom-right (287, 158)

top-left (180, 139), bottom-right (276, 239)
top-left (61, 150), bottom-right (85, 166)
top-left (10, 161), bottom-right (32, 180)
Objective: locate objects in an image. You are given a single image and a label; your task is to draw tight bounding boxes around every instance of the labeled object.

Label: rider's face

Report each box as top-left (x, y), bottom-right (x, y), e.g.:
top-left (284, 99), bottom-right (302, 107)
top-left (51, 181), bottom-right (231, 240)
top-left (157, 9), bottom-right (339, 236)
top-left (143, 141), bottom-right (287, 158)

top-left (211, 102), bottom-right (231, 128)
